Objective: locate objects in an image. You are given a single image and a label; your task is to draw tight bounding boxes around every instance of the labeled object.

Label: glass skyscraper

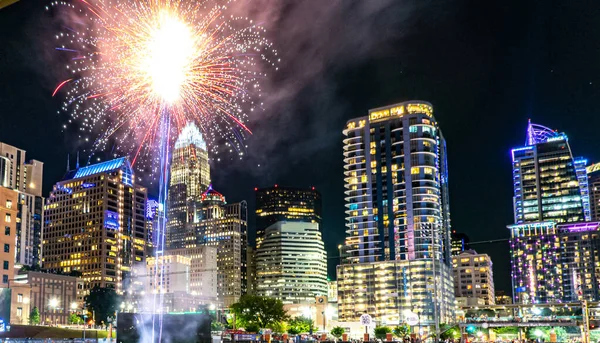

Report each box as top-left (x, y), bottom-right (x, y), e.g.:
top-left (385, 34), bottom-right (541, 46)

top-left (337, 101), bottom-right (454, 326)
top-left (511, 120), bottom-right (589, 224)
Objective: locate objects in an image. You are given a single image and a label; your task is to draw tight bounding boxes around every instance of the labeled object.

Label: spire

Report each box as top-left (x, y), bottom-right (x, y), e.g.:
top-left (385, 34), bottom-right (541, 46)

top-left (76, 151), bottom-right (80, 169)
top-left (526, 118), bottom-right (534, 146)
top-left (66, 154), bottom-right (70, 172)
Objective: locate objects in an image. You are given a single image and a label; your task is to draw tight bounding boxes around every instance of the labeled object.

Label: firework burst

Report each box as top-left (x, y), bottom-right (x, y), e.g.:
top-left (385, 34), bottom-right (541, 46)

top-left (50, 0), bottom-right (278, 176)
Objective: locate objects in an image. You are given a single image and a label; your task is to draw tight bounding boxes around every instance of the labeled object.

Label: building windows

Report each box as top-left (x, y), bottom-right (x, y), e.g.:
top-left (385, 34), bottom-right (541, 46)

top-left (2, 275), bottom-right (7, 284)
top-left (4, 214), bottom-right (10, 223)
top-left (3, 227), bottom-right (8, 236)
top-left (5, 200), bottom-right (11, 209)
top-left (3, 244), bottom-right (8, 253)
top-left (16, 307), bottom-right (22, 317)
top-left (17, 294), bottom-right (22, 303)
top-left (3, 261), bottom-right (8, 270)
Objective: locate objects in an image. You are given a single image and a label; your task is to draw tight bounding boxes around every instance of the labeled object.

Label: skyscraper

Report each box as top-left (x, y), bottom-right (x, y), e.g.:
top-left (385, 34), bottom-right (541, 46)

top-left (0, 142), bottom-right (44, 267)
top-left (337, 101), bottom-right (455, 326)
top-left (586, 163), bottom-right (600, 221)
top-left (43, 157), bottom-right (147, 292)
top-left (182, 186), bottom-right (248, 306)
top-left (451, 231), bottom-right (470, 256)
top-left (167, 123), bottom-right (211, 248)
top-left (255, 221), bottom-right (327, 304)
top-left (509, 221), bottom-right (600, 303)
top-left (511, 120), bottom-right (589, 224)
top-left (255, 186), bottom-right (322, 248)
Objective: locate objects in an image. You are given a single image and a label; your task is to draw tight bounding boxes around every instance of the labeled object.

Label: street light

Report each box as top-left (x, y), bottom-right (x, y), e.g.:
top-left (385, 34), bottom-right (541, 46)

top-left (49, 298), bottom-right (59, 309)
top-left (71, 302), bottom-right (78, 311)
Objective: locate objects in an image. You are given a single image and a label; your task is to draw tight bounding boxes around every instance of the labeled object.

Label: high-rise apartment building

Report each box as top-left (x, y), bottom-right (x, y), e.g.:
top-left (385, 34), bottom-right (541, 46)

top-left (255, 221), bottom-right (327, 304)
top-left (451, 250), bottom-right (495, 305)
top-left (511, 121), bottom-right (589, 224)
top-left (167, 123), bottom-right (211, 248)
top-left (43, 157), bottom-right (147, 293)
top-left (254, 186), bottom-right (322, 248)
top-left (146, 255), bottom-right (191, 293)
top-left (509, 221), bottom-right (600, 303)
top-left (0, 142), bottom-right (44, 267)
top-left (337, 101), bottom-right (455, 326)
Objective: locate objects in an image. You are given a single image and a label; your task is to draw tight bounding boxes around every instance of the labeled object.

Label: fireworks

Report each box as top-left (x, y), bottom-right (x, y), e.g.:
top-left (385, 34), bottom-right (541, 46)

top-left (50, 0), bottom-right (278, 174)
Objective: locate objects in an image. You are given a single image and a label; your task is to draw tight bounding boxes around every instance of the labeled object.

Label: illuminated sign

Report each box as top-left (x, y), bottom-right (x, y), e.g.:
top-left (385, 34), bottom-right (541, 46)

top-left (104, 211), bottom-right (119, 230)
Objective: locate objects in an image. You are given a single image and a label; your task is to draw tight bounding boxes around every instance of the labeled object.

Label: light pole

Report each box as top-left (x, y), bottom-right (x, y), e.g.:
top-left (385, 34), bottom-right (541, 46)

top-left (49, 297), bottom-right (59, 326)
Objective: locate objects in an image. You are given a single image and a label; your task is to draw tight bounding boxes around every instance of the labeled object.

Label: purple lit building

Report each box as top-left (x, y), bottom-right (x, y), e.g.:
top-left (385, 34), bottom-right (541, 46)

top-left (508, 221), bottom-right (600, 303)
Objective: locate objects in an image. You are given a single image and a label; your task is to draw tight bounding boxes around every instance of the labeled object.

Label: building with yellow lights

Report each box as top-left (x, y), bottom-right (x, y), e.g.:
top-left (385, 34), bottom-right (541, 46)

top-left (166, 246), bottom-right (218, 302)
top-left (43, 157), bottom-right (147, 294)
top-left (451, 250), bottom-right (495, 305)
top-left (167, 123), bottom-right (211, 249)
top-left (0, 142), bottom-right (44, 267)
top-left (254, 186), bottom-right (321, 249)
top-left (0, 186), bottom-right (17, 287)
top-left (255, 221), bottom-right (327, 304)
top-left (337, 101), bottom-right (455, 327)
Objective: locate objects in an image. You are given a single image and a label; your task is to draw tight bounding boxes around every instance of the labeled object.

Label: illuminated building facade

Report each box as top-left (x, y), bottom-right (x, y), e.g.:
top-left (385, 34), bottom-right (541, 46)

top-left (509, 221), bottom-right (600, 303)
top-left (145, 199), bottom-right (159, 257)
top-left (180, 186), bottom-right (247, 307)
top-left (451, 231), bottom-right (470, 256)
top-left (255, 221), bottom-right (327, 304)
top-left (43, 157), bottom-right (147, 293)
top-left (166, 246), bottom-right (218, 301)
top-left (451, 250), bottom-right (495, 305)
top-left (0, 187), bottom-right (17, 286)
top-left (337, 101), bottom-right (454, 325)
top-left (0, 142), bottom-right (44, 267)
top-left (167, 123), bottom-right (211, 249)
top-left (146, 255), bottom-right (191, 293)
top-left (511, 121), bottom-right (589, 224)
top-left (587, 163), bottom-right (600, 222)
top-left (254, 186), bottom-right (321, 249)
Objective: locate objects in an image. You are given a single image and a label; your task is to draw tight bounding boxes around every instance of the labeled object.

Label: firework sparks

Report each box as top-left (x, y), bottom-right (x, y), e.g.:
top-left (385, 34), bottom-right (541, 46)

top-left (50, 0), bottom-right (278, 174)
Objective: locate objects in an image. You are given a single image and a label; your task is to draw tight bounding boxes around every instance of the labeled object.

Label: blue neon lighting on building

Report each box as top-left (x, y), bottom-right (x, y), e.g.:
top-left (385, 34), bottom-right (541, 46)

top-left (104, 211), bottom-right (119, 230)
top-left (82, 183), bottom-right (96, 188)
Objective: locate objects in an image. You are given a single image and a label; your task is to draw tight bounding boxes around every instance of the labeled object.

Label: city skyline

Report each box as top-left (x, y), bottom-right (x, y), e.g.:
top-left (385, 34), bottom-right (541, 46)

top-left (4, 1), bottom-right (600, 295)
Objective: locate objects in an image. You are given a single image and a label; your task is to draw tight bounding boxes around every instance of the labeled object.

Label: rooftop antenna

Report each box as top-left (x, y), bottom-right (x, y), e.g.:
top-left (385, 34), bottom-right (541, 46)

top-left (76, 151), bottom-right (80, 169)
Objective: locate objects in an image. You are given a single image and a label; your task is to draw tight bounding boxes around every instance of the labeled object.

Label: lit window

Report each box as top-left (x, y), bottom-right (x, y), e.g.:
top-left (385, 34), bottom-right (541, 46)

top-left (4, 214), bottom-right (10, 223)
top-left (411, 167), bottom-right (419, 175)
top-left (17, 294), bottom-right (22, 303)
top-left (16, 307), bottom-right (22, 317)
top-left (5, 201), bottom-right (11, 209)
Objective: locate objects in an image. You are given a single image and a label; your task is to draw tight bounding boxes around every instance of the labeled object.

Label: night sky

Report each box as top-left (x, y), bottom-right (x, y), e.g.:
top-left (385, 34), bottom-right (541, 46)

top-left (2, 0), bottom-right (600, 294)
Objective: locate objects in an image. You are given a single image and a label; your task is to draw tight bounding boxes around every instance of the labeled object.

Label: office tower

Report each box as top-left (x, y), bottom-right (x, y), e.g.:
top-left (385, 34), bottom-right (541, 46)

top-left (43, 157), bottom-right (147, 292)
top-left (254, 186), bottom-right (322, 248)
top-left (451, 250), bottom-right (495, 305)
top-left (166, 246), bottom-right (218, 301)
top-left (451, 231), bottom-right (470, 256)
top-left (167, 123), bottom-right (211, 248)
top-left (255, 221), bottom-right (327, 304)
top-left (0, 187), bottom-right (17, 286)
top-left (337, 101), bottom-right (454, 326)
top-left (511, 120), bottom-right (589, 224)
top-left (177, 186), bottom-right (247, 307)
top-left (509, 221), bottom-right (600, 303)
top-left (145, 199), bottom-right (159, 257)
top-left (0, 143), bottom-right (44, 267)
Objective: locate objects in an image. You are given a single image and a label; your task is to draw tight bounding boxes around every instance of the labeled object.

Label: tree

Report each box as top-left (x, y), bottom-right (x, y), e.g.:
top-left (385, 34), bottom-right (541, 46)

top-left (29, 307), bottom-right (40, 325)
top-left (393, 324), bottom-right (410, 340)
top-left (246, 323), bottom-right (260, 333)
top-left (374, 326), bottom-right (392, 340)
top-left (440, 325), bottom-right (460, 340)
top-left (211, 321), bottom-right (225, 332)
top-left (84, 286), bottom-right (121, 325)
top-left (287, 316), bottom-right (315, 335)
top-left (69, 313), bottom-right (83, 325)
top-left (230, 295), bottom-right (289, 330)
top-left (331, 327), bottom-right (345, 341)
